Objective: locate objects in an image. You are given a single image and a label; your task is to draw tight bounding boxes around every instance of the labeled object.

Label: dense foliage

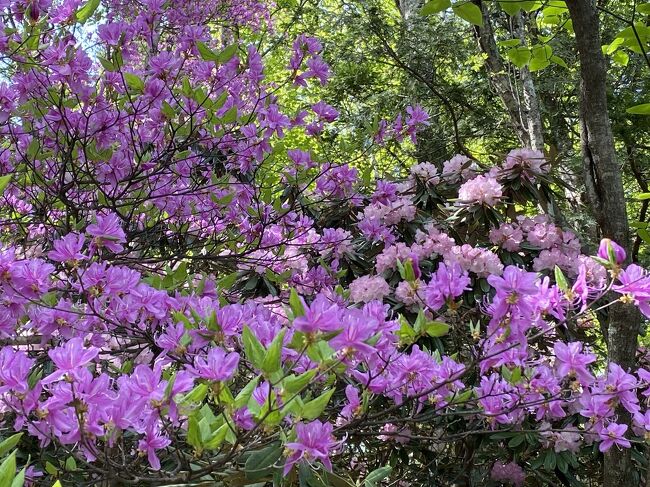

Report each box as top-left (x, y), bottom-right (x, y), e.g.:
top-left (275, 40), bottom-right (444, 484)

top-left (0, 0), bottom-right (647, 486)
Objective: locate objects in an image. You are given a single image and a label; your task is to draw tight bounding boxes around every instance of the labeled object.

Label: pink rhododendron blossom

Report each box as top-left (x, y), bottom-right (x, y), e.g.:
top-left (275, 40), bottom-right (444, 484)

top-left (349, 275), bottom-right (390, 303)
top-left (458, 175), bottom-right (503, 206)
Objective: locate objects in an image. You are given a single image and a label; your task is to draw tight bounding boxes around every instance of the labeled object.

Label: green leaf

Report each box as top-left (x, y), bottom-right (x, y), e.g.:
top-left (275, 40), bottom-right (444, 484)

top-left (639, 229), bottom-right (650, 244)
top-left (221, 106), bottom-right (238, 124)
top-left (235, 376), bottom-right (260, 408)
top-left (549, 55), bottom-right (568, 68)
top-left (506, 47), bottom-right (531, 68)
top-left (283, 370), bottom-right (318, 394)
top-left (451, 389), bottom-right (473, 404)
top-left (217, 271), bottom-right (239, 290)
top-left (364, 466), bottom-right (392, 487)
top-left (262, 330), bottom-right (286, 375)
top-left (627, 103), bottom-right (650, 115)
top-left (98, 56), bottom-right (116, 72)
top-left (529, 44), bottom-right (552, 71)
top-left (204, 423), bottom-right (230, 449)
top-left (544, 450), bottom-right (557, 471)
top-left (215, 44), bottom-right (239, 64)
top-left (0, 451), bottom-right (16, 487)
top-left (187, 416), bottom-right (203, 449)
top-left (197, 43), bottom-right (239, 64)
top-left (612, 50), bottom-right (629, 66)
top-left (161, 101), bottom-right (176, 119)
top-left (520, 0), bottom-right (542, 11)
top-left (245, 443), bottom-right (283, 474)
top-left (413, 310), bottom-right (427, 333)
top-left (197, 41), bottom-right (219, 61)
top-left (242, 326), bottom-right (266, 370)
top-left (638, 3), bottom-right (650, 14)
top-left (398, 315), bottom-right (417, 344)
top-left (0, 175), bottom-right (12, 195)
top-left (76, 0), bottom-right (100, 23)
top-left (10, 466), bottom-right (24, 487)
top-left (420, 0), bottom-right (451, 15)
top-left (508, 434), bottom-right (526, 448)
top-left (301, 388), bottom-right (335, 420)
top-left (180, 383), bottom-right (208, 405)
top-left (423, 321), bottom-right (450, 337)
top-left (499, 0), bottom-right (521, 16)
top-left (289, 289), bottom-right (306, 318)
top-left (64, 456), bottom-right (77, 472)
top-left (0, 434), bottom-right (21, 458)
top-left (452, 2), bottom-right (483, 25)
top-left (554, 266), bottom-right (568, 291)
top-left (123, 73), bottom-right (144, 92)
top-left (402, 259), bottom-right (416, 282)
top-left (498, 39), bottom-right (522, 48)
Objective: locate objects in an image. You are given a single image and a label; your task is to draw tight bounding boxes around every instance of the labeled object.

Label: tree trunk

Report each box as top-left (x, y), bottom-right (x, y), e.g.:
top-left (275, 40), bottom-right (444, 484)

top-left (476, 1), bottom-right (531, 148)
top-left (565, 1), bottom-right (640, 485)
top-left (513, 12), bottom-right (544, 152)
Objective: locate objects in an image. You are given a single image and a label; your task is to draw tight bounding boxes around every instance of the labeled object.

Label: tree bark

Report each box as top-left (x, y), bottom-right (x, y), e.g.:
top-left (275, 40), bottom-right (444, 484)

top-left (513, 12), bottom-right (544, 152)
top-left (476, 1), bottom-right (531, 148)
top-left (565, 1), bottom-right (640, 485)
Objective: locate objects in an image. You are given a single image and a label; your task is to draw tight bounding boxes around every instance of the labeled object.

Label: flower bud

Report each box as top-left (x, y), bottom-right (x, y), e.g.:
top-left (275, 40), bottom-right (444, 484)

top-left (598, 238), bottom-right (626, 265)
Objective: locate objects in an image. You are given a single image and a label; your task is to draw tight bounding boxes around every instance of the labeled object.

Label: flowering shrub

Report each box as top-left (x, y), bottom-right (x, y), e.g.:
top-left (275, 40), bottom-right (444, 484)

top-left (0, 0), bottom-right (645, 486)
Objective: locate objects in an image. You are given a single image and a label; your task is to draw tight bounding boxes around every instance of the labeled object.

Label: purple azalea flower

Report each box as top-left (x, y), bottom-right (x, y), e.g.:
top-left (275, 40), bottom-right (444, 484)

top-left (598, 423), bottom-right (630, 452)
top-left (86, 212), bottom-right (126, 254)
top-left (42, 337), bottom-right (99, 384)
top-left (293, 294), bottom-right (342, 334)
top-left (330, 313), bottom-right (377, 359)
top-left (424, 262), bottom-right (471, 311)
top-left (553, 341), bottom-right (595, 385)
top-left (283, 420), bottom-right (338, 475)
top-left (48, 233), bottom-right (87, 264)
top-left (187, 347), bottom-right (239, 381)
top-left (613, 264), bottom-right (650, 317)
top-left (0, 347), bottom-right (34, 394)
top-left (339, 385), bottom-right (361, 421)
top-left (138, 421), bottom-right (172, 470)
top-left (598, 238), bottom-right (626, 265)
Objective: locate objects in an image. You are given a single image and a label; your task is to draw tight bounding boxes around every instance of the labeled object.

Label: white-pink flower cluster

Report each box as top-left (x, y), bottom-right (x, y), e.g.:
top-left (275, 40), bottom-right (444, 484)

top-left (458, 175), bottom-right (503, 206)
top-left (410, 162), bottom-right (441, 185)
top-left (360, 197), bottom-right (417, 227)
top-left (442, 155), bottom-right (477, 183)
top-left (349, 275), bottom-right (390, 303)
top-left (445, 244), bottom-right (503, 277)
top-left (501, 148), bottom-right (548, 181)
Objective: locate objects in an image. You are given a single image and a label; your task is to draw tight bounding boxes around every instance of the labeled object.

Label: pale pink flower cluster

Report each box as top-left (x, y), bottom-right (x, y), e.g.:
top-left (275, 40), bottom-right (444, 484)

top-left (445, 244), bottom-right (503, 277)
top-left (533, 248), bottom-right (578, 274)
top-left (376, 226), bottom-right (457, 274)
top-left (442, 154), bottom-right (477, 183)
top-left (540, 423), bottom-right (582, 454)
top-left (395, 279), bottom-right (425, 307)
top-left (316, 228), bottom-right (353, 258)
top-left (500, 148), bottom-right (548, 181)
top-left (410, 162), bottom-right (440, 185)
top-left (490, 215), bottom-right (591, 277)
top-left (349, 275), bottom-right (390, 303)
top-left (490, 461), bottom-right (525, 487)
top-left (457, 175), bottom-right (503, 206)
top-left (415, 224), bottom-right (457, 258)
top-left (378, 423), bottom-right (411, 444)
top-left (375, 225), bottom-right (503, 278)
top-left (376, 243), bottom-right (414, 273)
top-left (360, 197), bottom-right (417, 227)
top-left (489, 223), bottom-right (524, 252)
